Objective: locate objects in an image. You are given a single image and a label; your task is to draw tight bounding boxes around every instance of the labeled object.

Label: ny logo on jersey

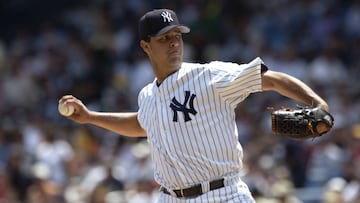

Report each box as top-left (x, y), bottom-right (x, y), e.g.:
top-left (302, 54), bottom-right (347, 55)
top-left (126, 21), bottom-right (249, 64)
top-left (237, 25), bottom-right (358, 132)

top-left (170, 91), bottom-right (197, 122)
top-left (161, 11), bottom-right (173, 23)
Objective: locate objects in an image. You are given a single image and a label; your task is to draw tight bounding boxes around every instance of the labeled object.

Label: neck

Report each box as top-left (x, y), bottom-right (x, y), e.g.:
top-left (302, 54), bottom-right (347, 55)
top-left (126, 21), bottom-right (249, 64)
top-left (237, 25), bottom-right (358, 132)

top-left (152, 62), bottom-right (182, 84)
top-left (155, 69), bottom-right (180, 85)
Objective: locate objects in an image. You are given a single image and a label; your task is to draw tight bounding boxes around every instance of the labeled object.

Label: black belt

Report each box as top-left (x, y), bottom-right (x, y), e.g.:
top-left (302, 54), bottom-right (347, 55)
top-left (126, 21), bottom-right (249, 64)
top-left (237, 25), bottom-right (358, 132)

top-left (160, 178), bottom-right (225, 198)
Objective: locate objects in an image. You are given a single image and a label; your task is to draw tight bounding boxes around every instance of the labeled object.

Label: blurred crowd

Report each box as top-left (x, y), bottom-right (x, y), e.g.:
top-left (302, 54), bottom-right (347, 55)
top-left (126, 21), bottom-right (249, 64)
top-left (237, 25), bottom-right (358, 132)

top-left (0, 0), bottom-right (359, 202)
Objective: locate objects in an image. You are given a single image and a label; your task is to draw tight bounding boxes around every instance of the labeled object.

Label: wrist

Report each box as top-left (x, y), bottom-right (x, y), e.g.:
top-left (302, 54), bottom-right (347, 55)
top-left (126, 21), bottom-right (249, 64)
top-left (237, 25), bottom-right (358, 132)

top-left (317, 103), bottom-right (329, 112)
top-left (86, 110), bottom-right (98, 124)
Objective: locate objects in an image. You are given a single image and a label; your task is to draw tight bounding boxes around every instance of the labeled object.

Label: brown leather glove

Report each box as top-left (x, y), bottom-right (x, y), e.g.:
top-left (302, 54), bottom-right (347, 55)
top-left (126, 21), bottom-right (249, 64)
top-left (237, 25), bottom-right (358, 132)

top-left (271, 106), bottom-right (334, 140)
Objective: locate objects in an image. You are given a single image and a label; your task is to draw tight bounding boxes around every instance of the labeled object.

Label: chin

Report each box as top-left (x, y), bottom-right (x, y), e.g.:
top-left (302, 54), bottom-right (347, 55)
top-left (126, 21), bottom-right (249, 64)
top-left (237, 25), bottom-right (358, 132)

top-left (169, 56), bottom-right (182, 64)
top-left (169, 61), bottom-right (182, 69)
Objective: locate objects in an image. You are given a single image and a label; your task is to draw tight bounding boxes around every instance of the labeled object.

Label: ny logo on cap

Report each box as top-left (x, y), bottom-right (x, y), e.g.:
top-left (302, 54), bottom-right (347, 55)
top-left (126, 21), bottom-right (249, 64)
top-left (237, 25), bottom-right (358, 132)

top-left (161, 11), bottom-right (173, 23)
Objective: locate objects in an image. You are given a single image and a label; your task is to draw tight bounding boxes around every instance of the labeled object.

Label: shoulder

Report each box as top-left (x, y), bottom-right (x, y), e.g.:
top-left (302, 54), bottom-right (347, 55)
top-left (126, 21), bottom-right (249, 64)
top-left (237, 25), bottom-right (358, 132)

top-left (210, 57), bottom-right (264, 71)
top-left (138, 81), bottom-right (155, 99)
top-left (178, 62), bottom-right (209, 76)
top-left (181, 62), bottom-right (206, 69)
top-left (182, 57), bottom-right (264, 69)
top-left (178, 57), bottom-right (264, 80)
top-left (182, 61), bottom-right (236, 69)
top-left (180, 61), bottom-right (231, 73)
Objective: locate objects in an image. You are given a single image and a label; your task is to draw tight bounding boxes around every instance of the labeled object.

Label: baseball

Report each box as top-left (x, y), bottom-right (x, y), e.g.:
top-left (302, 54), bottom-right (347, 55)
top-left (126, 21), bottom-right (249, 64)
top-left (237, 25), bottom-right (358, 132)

top-left (58, 102), bottom-right (74, 116)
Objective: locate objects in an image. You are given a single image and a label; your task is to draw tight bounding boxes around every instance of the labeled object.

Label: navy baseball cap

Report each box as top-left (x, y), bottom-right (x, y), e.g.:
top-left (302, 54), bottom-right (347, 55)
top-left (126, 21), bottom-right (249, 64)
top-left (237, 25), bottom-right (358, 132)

top-left (138, 9), bottom-right (190, 40)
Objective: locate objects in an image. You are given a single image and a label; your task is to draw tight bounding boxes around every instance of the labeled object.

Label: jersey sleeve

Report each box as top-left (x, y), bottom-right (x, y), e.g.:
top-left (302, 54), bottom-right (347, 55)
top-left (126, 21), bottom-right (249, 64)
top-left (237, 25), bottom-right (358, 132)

top-left (209, 57), bottom-right (264, 108)
top-left (137, 82), bottom-right (154, 129)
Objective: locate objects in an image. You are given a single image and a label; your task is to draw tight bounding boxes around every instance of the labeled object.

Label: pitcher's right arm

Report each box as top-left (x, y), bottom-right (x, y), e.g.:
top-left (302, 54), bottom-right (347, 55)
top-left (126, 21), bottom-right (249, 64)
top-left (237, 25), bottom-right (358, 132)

top-left (59, 95), bottom-right (147, 137)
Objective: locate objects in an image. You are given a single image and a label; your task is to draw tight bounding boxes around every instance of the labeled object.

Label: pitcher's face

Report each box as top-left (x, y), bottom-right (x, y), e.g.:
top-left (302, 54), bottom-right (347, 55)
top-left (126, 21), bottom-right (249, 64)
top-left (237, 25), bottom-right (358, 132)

top-left (141, 28), bottom-right (184, 72)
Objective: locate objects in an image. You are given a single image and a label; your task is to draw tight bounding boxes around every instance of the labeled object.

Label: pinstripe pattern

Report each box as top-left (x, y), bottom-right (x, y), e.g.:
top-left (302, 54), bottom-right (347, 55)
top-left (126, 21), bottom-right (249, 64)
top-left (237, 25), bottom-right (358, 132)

top-left (137, 57), bottom-right (263, 201)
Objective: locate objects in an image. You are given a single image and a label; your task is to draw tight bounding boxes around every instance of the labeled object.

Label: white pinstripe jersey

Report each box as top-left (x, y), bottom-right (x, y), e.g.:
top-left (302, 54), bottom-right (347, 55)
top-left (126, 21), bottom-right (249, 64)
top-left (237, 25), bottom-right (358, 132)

top-left (137, 57), bottom-right (264, 190)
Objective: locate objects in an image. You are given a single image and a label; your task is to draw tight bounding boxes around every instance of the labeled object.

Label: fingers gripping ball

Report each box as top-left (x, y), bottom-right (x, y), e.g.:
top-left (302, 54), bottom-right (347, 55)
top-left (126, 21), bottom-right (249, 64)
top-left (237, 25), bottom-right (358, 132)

top-left (58, 102), bottom-right (74, 116)
top-left (271, 106), bottom-right (334, 140)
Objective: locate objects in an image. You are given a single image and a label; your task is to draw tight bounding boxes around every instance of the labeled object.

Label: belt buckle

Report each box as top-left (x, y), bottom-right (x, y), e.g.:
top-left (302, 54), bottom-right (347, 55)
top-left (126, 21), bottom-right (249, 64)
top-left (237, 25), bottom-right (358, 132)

top-left (180, 189), bottom-right (185, 197)
top-left (169, 189), bottom-right (177, 197)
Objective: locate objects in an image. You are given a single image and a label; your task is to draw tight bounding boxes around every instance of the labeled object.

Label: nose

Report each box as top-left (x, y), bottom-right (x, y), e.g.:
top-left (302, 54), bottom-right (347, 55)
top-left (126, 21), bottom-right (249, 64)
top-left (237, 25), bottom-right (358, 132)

top-left (169, 36), bottom-right (179, 48)
top-left (170, 41), bottom-right (178, 48)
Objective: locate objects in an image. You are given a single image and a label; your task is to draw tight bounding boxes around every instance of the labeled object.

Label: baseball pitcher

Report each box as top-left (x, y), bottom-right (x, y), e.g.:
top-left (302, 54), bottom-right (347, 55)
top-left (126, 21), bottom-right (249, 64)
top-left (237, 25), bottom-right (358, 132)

top-left (59, 9), bottom-right (333, 203)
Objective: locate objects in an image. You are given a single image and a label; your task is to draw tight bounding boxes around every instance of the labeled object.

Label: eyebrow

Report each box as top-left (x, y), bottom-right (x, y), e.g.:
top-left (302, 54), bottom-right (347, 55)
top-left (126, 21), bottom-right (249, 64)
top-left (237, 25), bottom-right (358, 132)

top-left (160, 29), bottom-right (182, 37)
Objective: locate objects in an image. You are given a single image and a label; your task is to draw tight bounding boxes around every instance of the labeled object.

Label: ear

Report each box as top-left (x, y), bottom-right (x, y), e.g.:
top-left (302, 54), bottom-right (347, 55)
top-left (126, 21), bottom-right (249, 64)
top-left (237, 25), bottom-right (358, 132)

top-left (140, 40), bottom-right (150, 54)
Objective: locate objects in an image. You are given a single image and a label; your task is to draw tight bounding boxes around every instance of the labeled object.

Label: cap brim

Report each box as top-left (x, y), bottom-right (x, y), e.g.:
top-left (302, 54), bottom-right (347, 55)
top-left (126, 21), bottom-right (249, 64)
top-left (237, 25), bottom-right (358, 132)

top-left (151, 25), bottom-right (190, 37)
